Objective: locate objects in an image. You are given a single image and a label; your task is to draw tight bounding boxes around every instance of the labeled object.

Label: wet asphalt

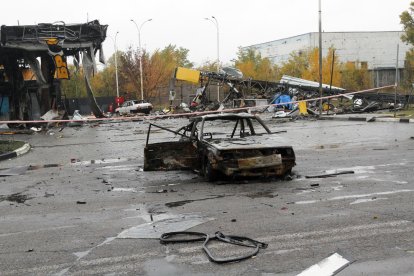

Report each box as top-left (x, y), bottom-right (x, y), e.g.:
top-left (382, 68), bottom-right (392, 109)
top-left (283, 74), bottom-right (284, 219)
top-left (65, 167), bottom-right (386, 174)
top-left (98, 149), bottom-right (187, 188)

top-left (0, 115), bottom-right (413, 275)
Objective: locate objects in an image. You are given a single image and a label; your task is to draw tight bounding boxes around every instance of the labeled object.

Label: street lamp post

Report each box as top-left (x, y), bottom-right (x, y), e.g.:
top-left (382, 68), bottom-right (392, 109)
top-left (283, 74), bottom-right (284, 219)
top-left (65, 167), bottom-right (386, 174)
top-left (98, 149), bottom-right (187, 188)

top-left (130, 18), bottom-right (152, 101)
top-left (114, 31), bottom-right (120, 98)
top-left (205, 16), bottom-right (220, 102)
top-left (318, 0), bottom-right (323, 115)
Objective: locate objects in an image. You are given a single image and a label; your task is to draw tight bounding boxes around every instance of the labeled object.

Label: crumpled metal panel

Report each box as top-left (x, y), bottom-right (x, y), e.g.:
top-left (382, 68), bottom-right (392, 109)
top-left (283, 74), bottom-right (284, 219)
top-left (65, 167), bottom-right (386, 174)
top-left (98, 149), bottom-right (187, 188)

top-left (237, 154), bottom-right (282, 169)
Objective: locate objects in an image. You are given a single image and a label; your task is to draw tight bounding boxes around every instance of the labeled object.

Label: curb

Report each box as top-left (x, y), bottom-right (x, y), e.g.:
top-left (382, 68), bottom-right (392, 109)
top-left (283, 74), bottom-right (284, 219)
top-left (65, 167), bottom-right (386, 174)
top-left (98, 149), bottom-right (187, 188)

top-left (319, 116), bottom-right (414, 123)
top-left (0, 143), bottom-right (31, 161)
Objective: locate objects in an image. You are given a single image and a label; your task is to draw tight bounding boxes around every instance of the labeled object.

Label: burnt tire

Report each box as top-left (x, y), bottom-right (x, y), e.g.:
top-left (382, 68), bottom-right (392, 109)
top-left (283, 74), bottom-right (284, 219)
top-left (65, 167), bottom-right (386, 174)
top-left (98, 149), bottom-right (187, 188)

top-left (204, 160), bottom-right (218, 182)
top-left (7, 123), bottom-right (25, 130)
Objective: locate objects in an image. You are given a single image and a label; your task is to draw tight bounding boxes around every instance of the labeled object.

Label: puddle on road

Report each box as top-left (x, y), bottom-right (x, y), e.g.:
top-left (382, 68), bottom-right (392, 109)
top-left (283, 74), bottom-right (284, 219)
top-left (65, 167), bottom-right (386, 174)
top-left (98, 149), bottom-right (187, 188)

top-left (325, 166), bottom-right (375, 175)
top-left (165, 195), bottom-right (225, 208)
top-left (245, 190), bottom-right (277, 199)
top-left (96, 164), bottom-right (138, 171)
top-left (71, 158), bottom-right (130, 166)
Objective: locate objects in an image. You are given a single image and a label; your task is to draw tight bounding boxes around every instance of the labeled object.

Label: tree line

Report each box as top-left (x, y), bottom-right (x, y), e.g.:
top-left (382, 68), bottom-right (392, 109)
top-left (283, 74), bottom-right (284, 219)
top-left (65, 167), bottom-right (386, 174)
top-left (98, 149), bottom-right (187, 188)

top-left (62, 2), bottom-right (414, 100)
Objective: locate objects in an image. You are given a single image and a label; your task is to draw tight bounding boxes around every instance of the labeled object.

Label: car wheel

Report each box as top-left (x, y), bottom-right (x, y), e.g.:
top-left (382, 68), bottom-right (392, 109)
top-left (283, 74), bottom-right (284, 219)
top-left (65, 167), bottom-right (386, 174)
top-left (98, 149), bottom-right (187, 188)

top-left (204, 159), bottom-right (218, 182)
top-left (7, 123), bottom-right (25, 129)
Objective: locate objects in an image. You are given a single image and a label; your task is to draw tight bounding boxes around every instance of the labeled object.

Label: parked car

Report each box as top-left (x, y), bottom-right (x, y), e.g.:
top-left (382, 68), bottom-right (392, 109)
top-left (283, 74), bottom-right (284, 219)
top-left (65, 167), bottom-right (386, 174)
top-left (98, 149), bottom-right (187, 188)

top-left (144, 113), bottom-right (296, 181)
top-left (115, 100), bottom-right (153, 115)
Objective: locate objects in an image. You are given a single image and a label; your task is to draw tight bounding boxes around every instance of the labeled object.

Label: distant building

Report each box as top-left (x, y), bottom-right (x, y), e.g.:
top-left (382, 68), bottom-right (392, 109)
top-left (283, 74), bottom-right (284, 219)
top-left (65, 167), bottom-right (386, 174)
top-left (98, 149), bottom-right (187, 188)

top-left (243, 31), bottom-right (410, 87)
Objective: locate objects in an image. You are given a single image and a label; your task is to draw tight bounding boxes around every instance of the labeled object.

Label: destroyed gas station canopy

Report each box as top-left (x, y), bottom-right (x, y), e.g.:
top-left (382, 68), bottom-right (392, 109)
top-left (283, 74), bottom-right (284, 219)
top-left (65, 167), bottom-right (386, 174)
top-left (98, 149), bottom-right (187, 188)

top-left (0, 20), bottom-right (108, 124)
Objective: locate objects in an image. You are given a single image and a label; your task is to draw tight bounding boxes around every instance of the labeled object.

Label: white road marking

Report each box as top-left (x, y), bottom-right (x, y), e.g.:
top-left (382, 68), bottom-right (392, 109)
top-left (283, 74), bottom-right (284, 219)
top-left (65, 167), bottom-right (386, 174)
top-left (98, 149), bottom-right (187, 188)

top-left (7, 221), bottom-right (414, 275)
top-left (0, 225), bottom-right (77, 237)
top-left (112, 187), bottom-right (138, 192)
top-left (350, 197), bottom-right (388, 205)
top-left (295, 189), bottom-right (414, 205)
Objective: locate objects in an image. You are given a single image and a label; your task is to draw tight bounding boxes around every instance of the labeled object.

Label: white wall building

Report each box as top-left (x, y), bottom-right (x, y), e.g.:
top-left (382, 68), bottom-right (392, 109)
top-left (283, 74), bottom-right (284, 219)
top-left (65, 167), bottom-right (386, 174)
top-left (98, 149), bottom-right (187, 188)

top-left (244, 31), bottom-right (409, 70)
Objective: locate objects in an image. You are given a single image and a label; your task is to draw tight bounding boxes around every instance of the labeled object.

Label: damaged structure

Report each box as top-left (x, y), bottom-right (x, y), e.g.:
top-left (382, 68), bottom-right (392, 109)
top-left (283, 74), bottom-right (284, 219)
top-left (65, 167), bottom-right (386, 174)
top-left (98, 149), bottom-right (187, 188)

top-left (0, 20), bottom-right (107, 126)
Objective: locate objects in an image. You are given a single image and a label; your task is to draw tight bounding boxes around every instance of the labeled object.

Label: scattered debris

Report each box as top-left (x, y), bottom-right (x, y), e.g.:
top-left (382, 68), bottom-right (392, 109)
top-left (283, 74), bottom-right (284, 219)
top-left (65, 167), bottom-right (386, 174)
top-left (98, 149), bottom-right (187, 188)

top-left (160, 231), bottom-right (268, 264)
top-left (165, 195), bottom-right (225, 208)
top-left (68, 110), bottom-right (86, 127)
top-left (111, 188), bottom-right (137, 193)
top-left (0, 193), bottom-right (32, 204)
top-left (297, 252), bottom-right (351, 276)
top-left (0, 129), bottom-right (35, 135)
top-left (305, 170), bottom-right (354, 179)
top-left (44, 192), bottom-right (55, 198)
top-left (30, 127), bottom-right (42, 132)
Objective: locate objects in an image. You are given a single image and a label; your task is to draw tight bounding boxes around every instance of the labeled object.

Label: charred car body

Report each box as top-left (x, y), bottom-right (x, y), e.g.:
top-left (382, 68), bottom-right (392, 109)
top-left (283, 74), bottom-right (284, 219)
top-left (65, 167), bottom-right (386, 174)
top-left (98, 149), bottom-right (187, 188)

top-left (144, 113), bottom-right (295, 180)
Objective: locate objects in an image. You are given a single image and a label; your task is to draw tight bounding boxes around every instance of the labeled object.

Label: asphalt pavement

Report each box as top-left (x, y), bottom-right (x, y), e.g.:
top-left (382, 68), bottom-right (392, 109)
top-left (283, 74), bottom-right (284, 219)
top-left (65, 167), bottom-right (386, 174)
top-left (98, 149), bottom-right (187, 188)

top-left (0, 116), bottom-right (413, 275)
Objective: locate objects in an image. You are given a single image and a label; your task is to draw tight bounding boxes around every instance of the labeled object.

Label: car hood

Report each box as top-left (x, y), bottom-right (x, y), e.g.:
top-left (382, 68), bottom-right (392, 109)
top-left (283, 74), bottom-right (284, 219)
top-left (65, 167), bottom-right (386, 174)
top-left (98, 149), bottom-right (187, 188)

top-left (203, 135), bottom-right (291, 151)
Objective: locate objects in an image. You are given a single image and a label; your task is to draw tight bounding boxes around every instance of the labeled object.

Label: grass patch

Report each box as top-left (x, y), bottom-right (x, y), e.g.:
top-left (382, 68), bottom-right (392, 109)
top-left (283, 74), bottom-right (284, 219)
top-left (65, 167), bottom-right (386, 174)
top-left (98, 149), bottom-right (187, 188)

top-left (0, 140), bottom-right (25, 154)
top-left (383, 107), bottom-right (414, 117)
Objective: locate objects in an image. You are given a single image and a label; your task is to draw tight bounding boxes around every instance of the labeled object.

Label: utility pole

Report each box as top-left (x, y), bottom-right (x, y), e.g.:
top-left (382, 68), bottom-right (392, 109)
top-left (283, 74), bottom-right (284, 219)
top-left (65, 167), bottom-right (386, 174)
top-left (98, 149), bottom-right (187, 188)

top-left (394, 44), bottom-right (399, 118)
top-left (114, 31), bottom-right (119, 98)
top-left (318, 0), bottom-right (323, 115)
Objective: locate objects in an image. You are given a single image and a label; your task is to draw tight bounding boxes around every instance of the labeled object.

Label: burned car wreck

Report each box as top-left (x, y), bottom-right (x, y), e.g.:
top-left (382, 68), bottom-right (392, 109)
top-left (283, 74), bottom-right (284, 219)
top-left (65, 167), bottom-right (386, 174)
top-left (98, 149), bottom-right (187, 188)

top-left (144, 113), bottom-right (296, 180)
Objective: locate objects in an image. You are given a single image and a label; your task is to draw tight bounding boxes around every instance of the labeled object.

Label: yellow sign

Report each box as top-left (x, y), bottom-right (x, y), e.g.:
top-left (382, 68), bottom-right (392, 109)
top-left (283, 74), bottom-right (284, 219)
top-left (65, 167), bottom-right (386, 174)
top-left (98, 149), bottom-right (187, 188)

top-left (298, 101), bottom-right (308, 115)
top-left (175, 67), bottom-right (200, 84)
top-left (53, 55), bottom-right (69, 79)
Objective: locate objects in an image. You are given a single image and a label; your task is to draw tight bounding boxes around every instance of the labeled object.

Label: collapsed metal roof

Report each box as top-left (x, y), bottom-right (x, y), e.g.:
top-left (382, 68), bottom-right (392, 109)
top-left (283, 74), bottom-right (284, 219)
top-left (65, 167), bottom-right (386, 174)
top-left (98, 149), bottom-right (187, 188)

top-left (1, 20), bottom-right (107, 54)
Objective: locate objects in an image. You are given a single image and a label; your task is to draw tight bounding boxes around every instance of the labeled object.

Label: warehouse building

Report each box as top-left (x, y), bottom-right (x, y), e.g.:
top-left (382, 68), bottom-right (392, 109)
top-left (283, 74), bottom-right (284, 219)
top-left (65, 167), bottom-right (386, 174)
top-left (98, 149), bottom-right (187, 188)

top-left (243, 31), bottom-right (410, 87)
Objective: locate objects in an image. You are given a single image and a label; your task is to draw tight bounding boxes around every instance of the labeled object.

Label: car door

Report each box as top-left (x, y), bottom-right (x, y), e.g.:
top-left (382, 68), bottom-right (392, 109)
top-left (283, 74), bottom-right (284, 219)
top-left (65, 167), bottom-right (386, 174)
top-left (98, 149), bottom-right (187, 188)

top-left (144, 122), bottom-right (200, 171)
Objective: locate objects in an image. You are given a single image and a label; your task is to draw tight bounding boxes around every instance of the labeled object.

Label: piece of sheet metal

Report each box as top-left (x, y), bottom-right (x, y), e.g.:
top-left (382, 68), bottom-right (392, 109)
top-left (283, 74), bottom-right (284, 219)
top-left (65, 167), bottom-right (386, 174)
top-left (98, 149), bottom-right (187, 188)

top-left (297, 253), bottom-right (351, 276)
top-left (117, 214), bottom-right (213, 239)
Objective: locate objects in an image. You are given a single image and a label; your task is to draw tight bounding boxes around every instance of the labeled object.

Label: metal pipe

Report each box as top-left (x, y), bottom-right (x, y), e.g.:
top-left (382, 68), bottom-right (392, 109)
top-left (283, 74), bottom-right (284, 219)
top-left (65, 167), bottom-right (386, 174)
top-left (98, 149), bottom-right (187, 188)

top-left (394, 44), bottom-right (399, 118)
top-left (327, 49), bottom-right (335, 115)
top-left (205, 16), bottom-right (220, 102)
top-left (114, 31), bottom-right (119, 98)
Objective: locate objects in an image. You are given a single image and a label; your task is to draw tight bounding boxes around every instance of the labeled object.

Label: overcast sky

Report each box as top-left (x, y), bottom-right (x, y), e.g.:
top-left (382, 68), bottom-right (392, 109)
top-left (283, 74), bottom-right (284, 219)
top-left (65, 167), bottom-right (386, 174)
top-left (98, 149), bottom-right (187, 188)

top-left (2, 0), bottom-right (412, 66)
